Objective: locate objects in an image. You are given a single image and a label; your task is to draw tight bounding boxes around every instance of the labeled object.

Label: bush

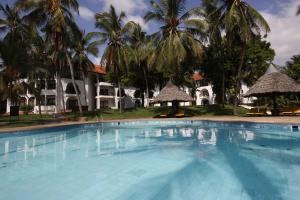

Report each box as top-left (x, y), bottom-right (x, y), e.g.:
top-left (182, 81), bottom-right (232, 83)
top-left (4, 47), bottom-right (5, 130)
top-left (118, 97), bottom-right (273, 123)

top-left (20, 104), bottom-right (34, 114)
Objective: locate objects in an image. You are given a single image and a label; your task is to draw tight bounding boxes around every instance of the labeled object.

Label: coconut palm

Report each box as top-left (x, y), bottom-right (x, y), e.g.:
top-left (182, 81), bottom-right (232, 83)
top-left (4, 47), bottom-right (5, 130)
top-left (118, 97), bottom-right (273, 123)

top-left (0, 3), bottom-right (30, 41)
top-left (95, 5), bottom-right (137, 112)
top-left (18, 0), bottom-right (81, 113)
top-left (72, 30), bottom-right (101, 106)
top-left (144, 0), bottom-right (206, 83)
top-left (218, 0), bottom-right (270, 115)
top-left (127, 24), bottom-right (154, 107)
top-left (0, 35), bottom-right (31, 106)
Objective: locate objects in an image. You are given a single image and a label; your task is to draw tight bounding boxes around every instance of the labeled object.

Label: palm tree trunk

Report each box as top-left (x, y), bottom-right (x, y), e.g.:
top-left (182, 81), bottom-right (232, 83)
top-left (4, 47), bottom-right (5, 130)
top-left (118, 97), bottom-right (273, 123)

top-left (117, 76), bottom-right (122, 113)
top-left (142, 67), bottom-right (149, 108)
top-left (60, 79), bottom-right (66, 112)
top-left (56, 72), bottom-right (61, 113)
top-left (66, 53), bottom-right (83, 115)
top-left (81, 71), bottom-right (88, 106)
top-left (233, 43), bottom-right (246, 115)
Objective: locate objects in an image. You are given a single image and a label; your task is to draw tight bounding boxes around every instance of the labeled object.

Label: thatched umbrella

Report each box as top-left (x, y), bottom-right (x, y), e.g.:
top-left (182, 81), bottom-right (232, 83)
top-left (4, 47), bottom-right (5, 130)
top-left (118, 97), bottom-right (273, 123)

top-left (153, 81), bottom-right (194, 112)
top-left (244, 64), bottom-right (300, 115)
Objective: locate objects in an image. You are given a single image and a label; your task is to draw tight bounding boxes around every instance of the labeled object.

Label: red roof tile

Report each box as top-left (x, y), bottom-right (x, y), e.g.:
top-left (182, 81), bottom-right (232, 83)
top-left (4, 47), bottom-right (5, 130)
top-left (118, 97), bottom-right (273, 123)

top-left (90, 64), bottom-right (106, 75)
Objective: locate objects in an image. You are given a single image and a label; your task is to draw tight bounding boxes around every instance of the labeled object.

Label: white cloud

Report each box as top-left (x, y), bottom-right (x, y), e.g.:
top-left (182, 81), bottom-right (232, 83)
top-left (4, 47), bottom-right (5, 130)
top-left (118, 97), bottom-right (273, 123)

top-left (79, 6), bottom-right (95, 21)
top-left (261, 0), bottom-right (300, 65)
top-left (100, 0), bottom-right (147, 15)
top-left (125, 15), bottom-right (149, 31)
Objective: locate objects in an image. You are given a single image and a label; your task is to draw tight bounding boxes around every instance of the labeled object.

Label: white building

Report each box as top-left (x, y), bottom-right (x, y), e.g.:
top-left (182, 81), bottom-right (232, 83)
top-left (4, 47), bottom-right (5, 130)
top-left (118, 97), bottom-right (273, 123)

top-left (3, 67), bottom-right (254, 114)
top-left (5, 65), bottom-right (139, 114)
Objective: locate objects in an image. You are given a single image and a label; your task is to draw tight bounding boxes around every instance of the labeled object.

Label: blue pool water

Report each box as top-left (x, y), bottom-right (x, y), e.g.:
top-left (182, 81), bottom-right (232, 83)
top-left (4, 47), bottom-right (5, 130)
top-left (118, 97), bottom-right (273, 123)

top-left (0, 120), bottom-right (300, 200)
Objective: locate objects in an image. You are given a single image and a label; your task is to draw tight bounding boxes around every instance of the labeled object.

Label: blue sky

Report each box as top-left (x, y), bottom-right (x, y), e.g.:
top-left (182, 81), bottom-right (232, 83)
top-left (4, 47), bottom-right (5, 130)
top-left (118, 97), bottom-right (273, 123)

top-left (1, 0), bottom-right (300, 65)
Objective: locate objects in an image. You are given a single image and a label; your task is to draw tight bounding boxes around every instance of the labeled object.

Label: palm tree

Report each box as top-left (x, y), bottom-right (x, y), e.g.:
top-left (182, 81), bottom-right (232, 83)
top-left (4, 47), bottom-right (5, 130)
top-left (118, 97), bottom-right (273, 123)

top-left (72, 30), bottom-right (101, 106)
top-left (128, 25), bottom-right (154, 107)
top-left (26, 32), bottom-right (53, 116)
top-left (0, 3), bottom-right (30, 41)
top-left (18, 0), bottom-right (81, 113)
top-left (0, 34), bottom-right (31, 107)
top-left (144, 0), bottom-right (206, 84)
top-left (218, 0), bottom-right (270, 115)
top-left (95, 5), bottom-right (137, 112)
top-left (201, 0), bottom-right (226, 106)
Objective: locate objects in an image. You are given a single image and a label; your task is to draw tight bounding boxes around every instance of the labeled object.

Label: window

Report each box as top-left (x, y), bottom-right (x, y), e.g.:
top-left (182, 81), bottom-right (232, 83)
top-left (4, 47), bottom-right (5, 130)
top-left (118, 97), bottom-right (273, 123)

top-left (47, 80), bottom-right (56, 90)
top-left (200, 79), bottom-right (209, 87)
top-left (100, 101), bottom-right (109, 108)
top-left (201, 89), bottom-right (209, 97)
top-left (66, 83), bottom-right (80, 94)
top-left (100, 89), bottom-right (109, 95)
top-left (37, 80), bottom-right (46, 89)
top-left (40, 95), bottom-right (46, 105)
top-left (46, 95), bottom-right (56, 106)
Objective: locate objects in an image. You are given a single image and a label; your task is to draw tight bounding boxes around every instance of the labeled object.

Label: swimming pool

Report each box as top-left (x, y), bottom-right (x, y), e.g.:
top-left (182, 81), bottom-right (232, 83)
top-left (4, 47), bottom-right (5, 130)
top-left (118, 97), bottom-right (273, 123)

top-left (0, 120), bottom-right (300, 200)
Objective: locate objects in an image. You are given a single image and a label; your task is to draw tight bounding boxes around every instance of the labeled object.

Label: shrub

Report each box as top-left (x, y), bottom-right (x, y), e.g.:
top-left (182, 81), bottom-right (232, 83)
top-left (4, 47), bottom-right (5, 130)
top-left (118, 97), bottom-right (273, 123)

top-left (20, 104), bottom-right (34, 114)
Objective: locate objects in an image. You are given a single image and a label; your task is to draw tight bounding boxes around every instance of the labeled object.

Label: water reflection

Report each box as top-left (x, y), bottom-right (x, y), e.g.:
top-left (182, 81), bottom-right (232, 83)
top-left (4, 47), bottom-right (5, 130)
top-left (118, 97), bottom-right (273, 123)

top-left (0, 125), bottom-right (298, 165)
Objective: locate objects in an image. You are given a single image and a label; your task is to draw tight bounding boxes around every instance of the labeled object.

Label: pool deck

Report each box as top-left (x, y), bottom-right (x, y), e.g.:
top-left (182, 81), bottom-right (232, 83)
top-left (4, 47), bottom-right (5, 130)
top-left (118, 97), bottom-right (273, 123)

top-left (0, 116), bottom-right (300, 133)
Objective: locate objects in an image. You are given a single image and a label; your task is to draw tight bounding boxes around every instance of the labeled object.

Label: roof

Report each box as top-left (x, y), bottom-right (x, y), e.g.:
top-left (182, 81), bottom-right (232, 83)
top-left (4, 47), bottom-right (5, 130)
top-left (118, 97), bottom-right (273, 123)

top-left (89, 64), bottom-right (106, 75)
top-left (152, 81), bottom-right (194, 103)
top-left (244, 64), bottom-right (300, 97)
top-left (192, 72), bottom-right (204, 81)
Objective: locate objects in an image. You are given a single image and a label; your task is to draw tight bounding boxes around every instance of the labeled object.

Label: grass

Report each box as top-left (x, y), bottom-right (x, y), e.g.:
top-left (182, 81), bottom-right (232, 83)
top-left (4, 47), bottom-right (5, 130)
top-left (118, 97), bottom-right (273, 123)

top-left (63, 105), bottom-right (247, 120)
top-left (0, 114), bottom-right (59, 129)
top-left (0, 105), bottom-right (248, 129)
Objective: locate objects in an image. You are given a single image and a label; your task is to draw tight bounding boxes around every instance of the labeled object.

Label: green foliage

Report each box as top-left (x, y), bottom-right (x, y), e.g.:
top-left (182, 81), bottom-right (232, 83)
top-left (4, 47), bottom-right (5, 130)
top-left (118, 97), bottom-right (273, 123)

top-left (203, 36), bottom-right (275, 104)
top-left (243, 38), bottom-right (275, 85)
top-left (284, 55), bottom-right (300, 82)
top-left (144, 0), bottom-right (205, 84)
top-left (20, 104), bottom-right (34, 114)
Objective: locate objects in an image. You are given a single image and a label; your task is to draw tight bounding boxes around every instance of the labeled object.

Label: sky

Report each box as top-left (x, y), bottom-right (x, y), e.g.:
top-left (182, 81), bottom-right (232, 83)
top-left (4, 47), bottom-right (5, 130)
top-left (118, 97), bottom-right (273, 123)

top-left (1, 0), bottom-right (300, 65)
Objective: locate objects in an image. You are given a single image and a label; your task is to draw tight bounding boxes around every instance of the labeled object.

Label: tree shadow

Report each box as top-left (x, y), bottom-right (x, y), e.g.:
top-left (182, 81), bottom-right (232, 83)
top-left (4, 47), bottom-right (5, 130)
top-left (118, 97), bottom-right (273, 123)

top-left (115, 159), bottom-right (214, 200)
top-left (217, 131), bottom-right (283, 199)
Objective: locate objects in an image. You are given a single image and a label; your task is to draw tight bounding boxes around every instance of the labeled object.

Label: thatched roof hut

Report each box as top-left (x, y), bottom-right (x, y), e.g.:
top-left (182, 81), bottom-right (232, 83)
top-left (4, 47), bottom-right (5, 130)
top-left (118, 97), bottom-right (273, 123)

top-left (153, 81), bottom-right (194, 103)
top-left (244, 64), bottom-right (300, 97)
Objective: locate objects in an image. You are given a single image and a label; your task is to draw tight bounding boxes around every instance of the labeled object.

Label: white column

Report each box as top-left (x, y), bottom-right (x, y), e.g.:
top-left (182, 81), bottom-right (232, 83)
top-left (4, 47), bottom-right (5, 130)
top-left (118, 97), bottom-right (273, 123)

top-left (6, 99), bottom-right (11, 113)
top-left (114, 87), bottom-right (118, 109)
top-left (96, 75), bottom-right (100, 109)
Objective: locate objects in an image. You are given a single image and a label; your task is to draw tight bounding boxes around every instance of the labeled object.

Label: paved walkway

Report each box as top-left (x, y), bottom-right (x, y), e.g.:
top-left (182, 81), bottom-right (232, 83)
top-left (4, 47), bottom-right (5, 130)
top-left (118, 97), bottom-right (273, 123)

top-left (1, 116), bottom-right (300, 133)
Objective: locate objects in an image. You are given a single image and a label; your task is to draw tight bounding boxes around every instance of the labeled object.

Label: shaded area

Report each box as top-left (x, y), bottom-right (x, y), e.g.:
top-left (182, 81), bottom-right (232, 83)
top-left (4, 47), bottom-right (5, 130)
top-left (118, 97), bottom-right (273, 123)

top-left (217, 131), bottom-right (283, 199)
top-left (116, 159), bottom-right (215, 200)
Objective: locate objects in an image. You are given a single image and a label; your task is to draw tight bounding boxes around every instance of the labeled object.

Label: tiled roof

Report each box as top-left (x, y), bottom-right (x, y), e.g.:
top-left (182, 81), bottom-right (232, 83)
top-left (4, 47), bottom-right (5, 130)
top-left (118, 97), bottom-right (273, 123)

top-left (90, 64), bottom-right (106, 75)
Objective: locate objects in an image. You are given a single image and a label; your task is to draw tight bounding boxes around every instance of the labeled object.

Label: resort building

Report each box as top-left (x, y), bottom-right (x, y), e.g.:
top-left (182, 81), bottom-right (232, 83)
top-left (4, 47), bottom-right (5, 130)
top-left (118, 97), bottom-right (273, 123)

top-left (3, 66), bottom-right (254, 114)
top-left (4, 65), bottom-right (139, 114)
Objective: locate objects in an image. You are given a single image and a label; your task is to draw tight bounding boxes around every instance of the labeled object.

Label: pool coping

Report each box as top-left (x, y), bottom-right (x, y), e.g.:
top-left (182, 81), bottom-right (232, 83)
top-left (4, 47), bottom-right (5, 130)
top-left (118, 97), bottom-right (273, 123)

top-left (1, 116), bottom-right (300, 134)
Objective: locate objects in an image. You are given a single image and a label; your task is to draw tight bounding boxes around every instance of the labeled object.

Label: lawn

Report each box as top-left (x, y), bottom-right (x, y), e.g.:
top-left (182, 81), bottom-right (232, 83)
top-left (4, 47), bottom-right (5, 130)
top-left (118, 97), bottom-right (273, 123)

top-left (0, 114), bottom-right (59, 129)
top-left (0, 105), bottom-right (248, 129)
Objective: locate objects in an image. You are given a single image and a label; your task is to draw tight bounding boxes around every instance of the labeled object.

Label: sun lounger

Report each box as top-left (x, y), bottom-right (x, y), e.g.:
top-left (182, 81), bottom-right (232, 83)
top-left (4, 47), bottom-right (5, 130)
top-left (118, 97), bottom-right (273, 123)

top-left (175, 110), bottom-right (185, 118)
top-left (158, 112), bottom-right (169, 118)
top-left (246, 108), bottom-right (267, 116)
top-left (281, 107), bottom-right (300, 116)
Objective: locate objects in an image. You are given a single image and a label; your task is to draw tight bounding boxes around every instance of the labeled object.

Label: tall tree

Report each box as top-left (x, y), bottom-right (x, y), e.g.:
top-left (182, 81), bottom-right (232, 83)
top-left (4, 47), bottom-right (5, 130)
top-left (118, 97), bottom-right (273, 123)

top-left (0, 4), bottom-right (30, 41)
top-left (284, 55), bottom-right (300, 82)
top-left (127, 24), bottom-right (154, 107)
top-left (95, 6), bottom-right (136, 112)
top-left (18, 0), bottom-right (82, 114)
top-left (72, 30), bottom-right (101, 106)
top-left (144, 0), bottom-right (206, 85)
top-left (219, 0), bottom-right (270, 115)
top-left (0, 4), bottom-right (32, 106)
